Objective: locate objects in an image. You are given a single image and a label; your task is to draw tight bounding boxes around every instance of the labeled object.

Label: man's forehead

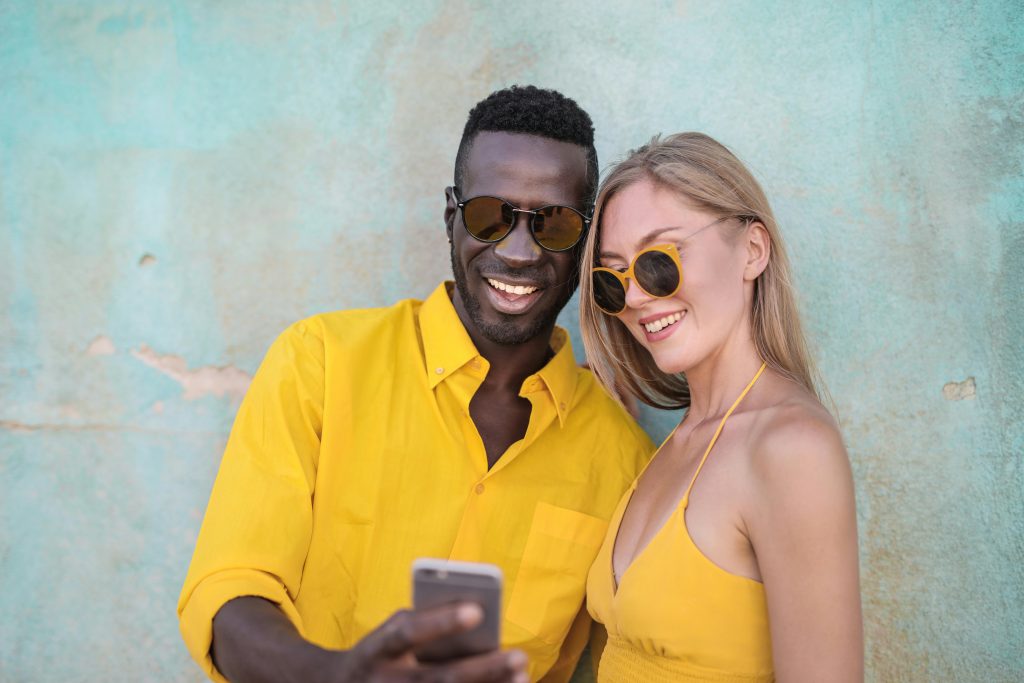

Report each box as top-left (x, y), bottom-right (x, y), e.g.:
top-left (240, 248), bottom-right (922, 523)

top-left (461, 131), bottom-right (589, 203)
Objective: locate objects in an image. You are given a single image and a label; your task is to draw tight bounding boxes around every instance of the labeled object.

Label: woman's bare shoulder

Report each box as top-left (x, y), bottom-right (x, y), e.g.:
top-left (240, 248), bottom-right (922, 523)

top-left (745, 380), bottom-right (850, 496)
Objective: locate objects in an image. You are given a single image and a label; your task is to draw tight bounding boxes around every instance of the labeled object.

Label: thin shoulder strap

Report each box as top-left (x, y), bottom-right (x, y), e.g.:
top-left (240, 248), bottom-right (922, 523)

top-left (682, 362), bottom-right (767, 508)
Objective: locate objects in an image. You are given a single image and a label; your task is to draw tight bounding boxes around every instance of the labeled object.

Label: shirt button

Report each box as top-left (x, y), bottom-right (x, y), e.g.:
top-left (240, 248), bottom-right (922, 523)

top-left (474, 483), bottom-right (485, 494)
top-left (435, 367), bottom-right (444, 374)
top-left (559, 402), bottom-right (567, 411)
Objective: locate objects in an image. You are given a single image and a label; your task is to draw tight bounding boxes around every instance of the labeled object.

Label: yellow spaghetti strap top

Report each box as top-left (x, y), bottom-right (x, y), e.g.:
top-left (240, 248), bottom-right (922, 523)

top-left (586, 362), bottom-right (774, 682)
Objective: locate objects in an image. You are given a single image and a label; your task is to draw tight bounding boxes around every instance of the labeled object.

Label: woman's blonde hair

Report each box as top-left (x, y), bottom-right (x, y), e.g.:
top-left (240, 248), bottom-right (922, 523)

top-left (579, 132), bottom-right (826, 410)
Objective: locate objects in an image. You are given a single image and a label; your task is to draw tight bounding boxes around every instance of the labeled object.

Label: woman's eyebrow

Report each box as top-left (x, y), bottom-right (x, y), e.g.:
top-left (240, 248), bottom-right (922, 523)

top-left (599, 225), bottom-right (686, 260)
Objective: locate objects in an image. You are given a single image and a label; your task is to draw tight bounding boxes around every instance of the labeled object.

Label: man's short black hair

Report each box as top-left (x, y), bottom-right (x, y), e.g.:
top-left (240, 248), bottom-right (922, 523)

top-left (454, 85), bottom-right (598, 206)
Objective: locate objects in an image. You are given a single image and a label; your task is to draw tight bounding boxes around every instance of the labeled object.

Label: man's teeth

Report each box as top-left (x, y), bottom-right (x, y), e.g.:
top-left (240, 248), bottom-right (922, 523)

top-left (644, 312), bottom-right (684, 333)
top-left (488, 278), bottom-right (538, 296)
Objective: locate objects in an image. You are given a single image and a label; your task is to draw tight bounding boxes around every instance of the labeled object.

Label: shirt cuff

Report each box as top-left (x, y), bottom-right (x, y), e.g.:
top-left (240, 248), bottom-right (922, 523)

top-left (178, 568), bottom-right (306, 682)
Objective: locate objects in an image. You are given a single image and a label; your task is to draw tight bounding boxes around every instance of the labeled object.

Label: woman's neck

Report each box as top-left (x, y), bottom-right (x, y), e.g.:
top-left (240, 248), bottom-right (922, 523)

top-left (683, 329), bottom-right (765, 423)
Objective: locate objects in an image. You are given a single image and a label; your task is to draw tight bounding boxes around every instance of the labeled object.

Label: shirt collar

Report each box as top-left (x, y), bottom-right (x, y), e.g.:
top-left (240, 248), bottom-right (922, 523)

top-left (420, 282), bottom-right (480, 390)
top-left (419, 282), bottom-right (579, 426)
top-left (536, 327), bottom-right (578, 428)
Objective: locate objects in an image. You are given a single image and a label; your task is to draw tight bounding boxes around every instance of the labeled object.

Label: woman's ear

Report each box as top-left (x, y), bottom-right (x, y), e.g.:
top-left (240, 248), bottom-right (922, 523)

top-left (743, 221), bottom-right (771, 281)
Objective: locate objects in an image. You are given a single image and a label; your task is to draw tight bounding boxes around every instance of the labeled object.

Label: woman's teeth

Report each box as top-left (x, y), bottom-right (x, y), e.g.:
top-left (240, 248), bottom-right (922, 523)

top-left (488, 278), bottom-right (538, 296)
top-left (644, 311), bottom-right (683, 333)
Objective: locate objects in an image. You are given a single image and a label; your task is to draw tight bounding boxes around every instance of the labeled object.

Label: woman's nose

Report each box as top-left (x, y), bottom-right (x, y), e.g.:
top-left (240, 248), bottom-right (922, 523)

top-left (623, 276), bottom-right (651, 309)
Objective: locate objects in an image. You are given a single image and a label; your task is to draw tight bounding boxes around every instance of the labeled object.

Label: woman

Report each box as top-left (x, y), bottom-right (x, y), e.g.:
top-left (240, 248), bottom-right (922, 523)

top-left (580, 133), bottom-right (862, 682)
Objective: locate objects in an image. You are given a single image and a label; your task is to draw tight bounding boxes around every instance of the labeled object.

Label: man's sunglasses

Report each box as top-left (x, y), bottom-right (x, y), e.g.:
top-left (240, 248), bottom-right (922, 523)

top-left (454, 190), bottom-right (591, 252)
top-left (592, 244), bottom-right (683, 315)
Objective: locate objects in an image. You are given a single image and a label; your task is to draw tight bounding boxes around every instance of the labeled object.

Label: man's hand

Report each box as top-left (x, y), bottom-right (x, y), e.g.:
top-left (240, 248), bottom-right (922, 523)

top-left (336, 603), bottom-right (528, 682)
top-left (211, 597), bottom-right (528, 683)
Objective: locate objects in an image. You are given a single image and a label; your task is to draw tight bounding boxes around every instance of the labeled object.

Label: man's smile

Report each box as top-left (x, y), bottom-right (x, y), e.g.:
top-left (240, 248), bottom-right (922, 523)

top-left (486, 278), bottom-right (539, 296)
top-left (482, 275), bottom-right (545, 314)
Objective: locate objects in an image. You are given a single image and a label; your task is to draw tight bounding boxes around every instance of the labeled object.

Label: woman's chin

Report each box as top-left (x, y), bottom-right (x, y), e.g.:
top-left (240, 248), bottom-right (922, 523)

top-left (650, 350), bottom-right (690, 376)
top-left (635, 332), bottom-right (694, 375)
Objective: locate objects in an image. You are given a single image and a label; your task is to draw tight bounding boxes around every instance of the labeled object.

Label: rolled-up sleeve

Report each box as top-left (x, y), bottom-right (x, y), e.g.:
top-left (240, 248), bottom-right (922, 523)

top-left (177, 321), bottom-right (325, 680)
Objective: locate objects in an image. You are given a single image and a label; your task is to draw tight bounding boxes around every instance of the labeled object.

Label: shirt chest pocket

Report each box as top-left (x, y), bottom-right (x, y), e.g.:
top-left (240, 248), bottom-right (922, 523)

top-left (505, 502), bottom-right (608, 643)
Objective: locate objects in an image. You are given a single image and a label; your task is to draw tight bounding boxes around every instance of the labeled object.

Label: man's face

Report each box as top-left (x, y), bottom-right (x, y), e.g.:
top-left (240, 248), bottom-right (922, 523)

top-left (445, 131), bottom-right (590, 346)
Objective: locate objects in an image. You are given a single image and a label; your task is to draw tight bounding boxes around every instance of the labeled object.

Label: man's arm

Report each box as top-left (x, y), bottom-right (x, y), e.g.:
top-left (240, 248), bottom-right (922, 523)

top-left (211, 597), bottom-right (527, 683)
top-left (211, 597), bottom-right (330, 683)
top-left (177, 322), bottom-right (325, 680)
top-left (178, 322), bottom-right (527, 683)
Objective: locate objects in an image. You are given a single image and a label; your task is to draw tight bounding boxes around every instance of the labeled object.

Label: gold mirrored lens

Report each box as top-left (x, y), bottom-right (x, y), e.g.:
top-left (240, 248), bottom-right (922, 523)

top-left (534, 206), bottom-right (584, 250)
top-left (463, 197), bottom-right (512, 241)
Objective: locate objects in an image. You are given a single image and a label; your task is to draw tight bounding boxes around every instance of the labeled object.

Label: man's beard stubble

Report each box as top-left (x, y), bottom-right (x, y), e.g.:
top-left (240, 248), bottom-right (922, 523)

top-left (449, 243), bottom-right (574, 347)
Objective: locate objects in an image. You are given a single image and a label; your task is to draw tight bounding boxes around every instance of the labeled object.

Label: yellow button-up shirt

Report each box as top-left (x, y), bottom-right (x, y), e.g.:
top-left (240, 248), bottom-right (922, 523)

top-left (178, 282), bottom-right (653, 681)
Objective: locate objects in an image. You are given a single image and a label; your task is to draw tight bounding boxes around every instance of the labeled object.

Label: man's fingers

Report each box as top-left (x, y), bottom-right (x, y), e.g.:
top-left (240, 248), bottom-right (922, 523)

top-left (428, 648), bottom-right (528, 683)
top-left (362, 604), bottom-right (483, 660)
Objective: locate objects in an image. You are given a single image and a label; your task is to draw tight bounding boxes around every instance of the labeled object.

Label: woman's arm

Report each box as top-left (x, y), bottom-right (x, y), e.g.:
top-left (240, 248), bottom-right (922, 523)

top-left (747, 411), bottom-right (863, 682)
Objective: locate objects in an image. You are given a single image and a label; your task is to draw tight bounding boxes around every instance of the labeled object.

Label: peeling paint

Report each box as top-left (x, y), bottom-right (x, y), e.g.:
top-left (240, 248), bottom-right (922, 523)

top-left (0, 420), bottom-right (208, 435)
top-left (85, 335), bottom-right (116, 356)
top-left (131, 345), bottom-right (251, 402)
top-left (942, 377), bottom-right (977, 401)
top-left (0, 420), bottom-right (37, 433)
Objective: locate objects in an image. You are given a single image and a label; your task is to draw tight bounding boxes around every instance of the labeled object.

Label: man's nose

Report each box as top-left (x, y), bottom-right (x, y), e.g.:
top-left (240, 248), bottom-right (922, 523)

top-left (623, 276), bottom-right (651, 309)
top-left (494, 211), bottom-right (542, 267)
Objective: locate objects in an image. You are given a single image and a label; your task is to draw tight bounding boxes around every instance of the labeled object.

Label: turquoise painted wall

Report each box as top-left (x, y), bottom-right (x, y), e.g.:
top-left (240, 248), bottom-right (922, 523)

top-left (2, 2), bottom-right (1021, 681)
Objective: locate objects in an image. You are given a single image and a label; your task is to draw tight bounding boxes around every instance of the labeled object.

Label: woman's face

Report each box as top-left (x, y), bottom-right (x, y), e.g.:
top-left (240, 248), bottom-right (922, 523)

top-left (597, 178), bottom-right (756, 375)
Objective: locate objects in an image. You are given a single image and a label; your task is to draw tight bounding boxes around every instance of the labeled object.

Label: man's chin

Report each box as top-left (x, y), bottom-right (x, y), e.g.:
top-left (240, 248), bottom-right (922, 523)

top-left (470, 307), bottom-right (551, 346)
top-left (451, 256), bottom-right (567, 346)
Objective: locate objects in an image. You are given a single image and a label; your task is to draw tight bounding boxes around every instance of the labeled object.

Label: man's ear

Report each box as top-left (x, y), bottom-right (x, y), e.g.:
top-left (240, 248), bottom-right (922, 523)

top-left (743, 220), bottom-right (771, 281)
top-left (444, 186), bottom-right (457, 242)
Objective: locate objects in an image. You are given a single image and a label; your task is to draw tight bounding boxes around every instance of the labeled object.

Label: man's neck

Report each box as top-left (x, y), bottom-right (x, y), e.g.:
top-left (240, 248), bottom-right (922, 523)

top-left (452, 298), bottom-right (555, 393)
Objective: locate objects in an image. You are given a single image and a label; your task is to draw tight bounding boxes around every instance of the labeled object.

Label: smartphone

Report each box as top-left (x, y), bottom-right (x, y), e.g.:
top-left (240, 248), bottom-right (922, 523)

top-left (411, 558), bottom-right (502, 663)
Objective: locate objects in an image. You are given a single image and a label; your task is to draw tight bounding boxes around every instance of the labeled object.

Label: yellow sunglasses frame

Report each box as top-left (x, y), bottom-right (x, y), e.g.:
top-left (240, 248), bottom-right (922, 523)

top-left (591, 243), bottom-right (682, 315)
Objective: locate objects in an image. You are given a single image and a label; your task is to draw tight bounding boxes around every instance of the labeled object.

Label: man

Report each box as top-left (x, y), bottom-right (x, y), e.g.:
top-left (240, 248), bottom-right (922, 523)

top-left (178, 86), bottom-right (653, 683)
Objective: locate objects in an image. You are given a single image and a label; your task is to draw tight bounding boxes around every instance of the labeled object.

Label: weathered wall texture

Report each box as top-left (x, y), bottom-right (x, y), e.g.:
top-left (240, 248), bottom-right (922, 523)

top-left (1, 1), bottom-right (1021, 681)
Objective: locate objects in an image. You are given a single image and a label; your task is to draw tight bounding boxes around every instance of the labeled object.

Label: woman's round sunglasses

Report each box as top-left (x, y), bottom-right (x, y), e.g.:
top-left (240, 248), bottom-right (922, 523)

top-left (592, 216), bottom-right (741, 315)
top-left (454, 190), bottom-right (591, 252)
top-left (592, 244), bottom-right (684, 315)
